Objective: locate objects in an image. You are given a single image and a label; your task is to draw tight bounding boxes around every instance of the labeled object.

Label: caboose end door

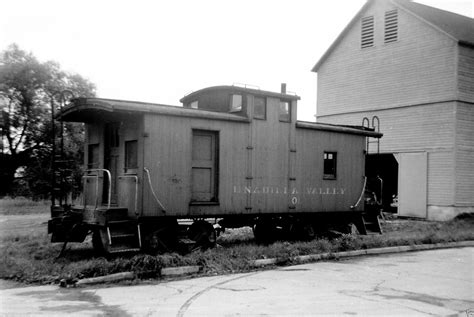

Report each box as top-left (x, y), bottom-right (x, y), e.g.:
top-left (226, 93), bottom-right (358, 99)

top-left (104, 123), bottom-right (120, 205)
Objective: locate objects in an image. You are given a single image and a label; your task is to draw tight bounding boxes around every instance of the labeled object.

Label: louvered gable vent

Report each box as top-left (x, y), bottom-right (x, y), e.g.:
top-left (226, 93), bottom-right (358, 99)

top-left (361, 16), bottom-right (374, 48)
top-left (384, 9), bottom-right (398, 43)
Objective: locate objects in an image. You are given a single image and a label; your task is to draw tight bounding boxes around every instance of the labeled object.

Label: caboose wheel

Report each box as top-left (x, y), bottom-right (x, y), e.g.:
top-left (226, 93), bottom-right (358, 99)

top-left (302, 223), bottom-right (316, 240)
top-left (253, 218), bottom-right (276, 244)
top-left (188, 220), bottom-right (216, 249)
top-left (287, 219), bottom-right (316, 241)
top-left (146, 225), bottom-right (178, 253)
top-left (92, 227), bottom-right (110, 254)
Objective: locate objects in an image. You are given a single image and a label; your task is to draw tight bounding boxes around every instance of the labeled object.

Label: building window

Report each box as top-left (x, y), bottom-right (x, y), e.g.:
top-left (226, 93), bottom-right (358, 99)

top-left (254, 97), bottom-right (266, 120)
top-left (230, 94), bottom-right (242, 112)
top-left (384, 9), bottom-right (398, 43)
top-left (323, 152), bottom-right (337, 179)
top-left (361, 16), bottom-right (374, 48)
top-left (190, 101), bottom-right (198, 109)
top-left (125, 140), bottom-right (138, 171)
top-left (88, 144), bottom-right (100, 169)
top-left (279, 100), bottom-right (291, 122)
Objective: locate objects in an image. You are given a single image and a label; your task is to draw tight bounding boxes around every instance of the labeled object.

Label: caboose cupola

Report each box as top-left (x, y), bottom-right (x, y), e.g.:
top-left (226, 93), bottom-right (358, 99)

top-left (180, 85), bottom-right (300, 121)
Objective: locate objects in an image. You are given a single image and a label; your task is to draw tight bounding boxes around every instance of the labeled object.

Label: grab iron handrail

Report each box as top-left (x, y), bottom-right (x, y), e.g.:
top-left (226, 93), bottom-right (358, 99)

top-left (143, 167), bottom-right (166, 213)
top-left (351, 176), bottom-right (367, 209)
top-left (83, 169), bottom-right (112, 209)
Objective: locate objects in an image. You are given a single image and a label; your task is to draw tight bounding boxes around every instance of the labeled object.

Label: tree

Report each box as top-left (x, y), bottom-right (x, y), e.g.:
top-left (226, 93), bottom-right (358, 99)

top-left (0, 44), bottom-right (96, 198)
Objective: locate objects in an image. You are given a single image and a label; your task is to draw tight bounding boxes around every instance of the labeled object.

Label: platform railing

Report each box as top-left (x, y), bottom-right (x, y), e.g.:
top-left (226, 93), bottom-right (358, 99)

top-left (83, 169), bottom-right (112, 210)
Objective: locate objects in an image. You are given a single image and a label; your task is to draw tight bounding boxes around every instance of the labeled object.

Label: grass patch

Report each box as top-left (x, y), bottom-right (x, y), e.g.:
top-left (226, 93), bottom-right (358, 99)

top-left (1, 199), bottom-right (473, 285)
top-left (0, 197), bottom-right (49, 215)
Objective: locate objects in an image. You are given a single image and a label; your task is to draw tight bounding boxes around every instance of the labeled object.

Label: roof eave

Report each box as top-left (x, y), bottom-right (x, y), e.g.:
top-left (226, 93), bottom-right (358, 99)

top-left (458, 40), bottom-right (474, 48)
top-left (56, 99), bottom-right (114, 121)
top-left (296, 121), bottom-right (383, 138)
top-left (57, 98), bottom-right (250, 123)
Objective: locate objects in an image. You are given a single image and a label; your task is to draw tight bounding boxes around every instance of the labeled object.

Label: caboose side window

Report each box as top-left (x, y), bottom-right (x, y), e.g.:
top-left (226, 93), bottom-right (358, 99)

top-left (254, 97), bottom-right (266, 120)
top-left (279, 100), bottom-right (290, 122)
top-left (323, 152), bottom-right (337, 179)
top-left (190, 101), bottom-right (198, 109)
top-left (125, 140), bottom-right (138, 172)
top-left (230, 94), bottom-right (242, 112)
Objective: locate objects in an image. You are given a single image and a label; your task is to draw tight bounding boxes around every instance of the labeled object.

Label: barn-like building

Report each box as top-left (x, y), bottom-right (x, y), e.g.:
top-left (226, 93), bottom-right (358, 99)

top-left (313, 0), bottom-right (474, 220)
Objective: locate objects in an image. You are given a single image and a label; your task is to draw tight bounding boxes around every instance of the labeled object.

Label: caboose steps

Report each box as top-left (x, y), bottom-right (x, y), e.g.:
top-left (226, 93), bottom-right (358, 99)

top-left (361, 213), bottom-right (383, 234)
top-left (93, 219), bottom-right (142, 254)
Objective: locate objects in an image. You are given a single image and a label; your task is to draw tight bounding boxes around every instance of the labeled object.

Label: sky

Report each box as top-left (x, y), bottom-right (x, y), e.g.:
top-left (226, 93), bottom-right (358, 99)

top-left (1, 0), bottom-right (472, 121)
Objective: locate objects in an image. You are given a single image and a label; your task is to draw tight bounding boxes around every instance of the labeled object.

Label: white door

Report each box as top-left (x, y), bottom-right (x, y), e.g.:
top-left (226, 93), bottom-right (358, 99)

top-left (397, 152), bottom-right (427, 218)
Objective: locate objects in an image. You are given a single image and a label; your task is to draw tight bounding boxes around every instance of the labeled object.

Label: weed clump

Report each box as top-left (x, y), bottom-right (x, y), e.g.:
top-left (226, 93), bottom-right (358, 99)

top-left (333, 234), bottom-right (362, 251)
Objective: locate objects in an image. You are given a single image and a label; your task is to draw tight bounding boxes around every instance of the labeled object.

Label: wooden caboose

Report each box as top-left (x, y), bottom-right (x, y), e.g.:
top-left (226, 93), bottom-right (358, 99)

top-left (49, 85), bottom-right (382, 253)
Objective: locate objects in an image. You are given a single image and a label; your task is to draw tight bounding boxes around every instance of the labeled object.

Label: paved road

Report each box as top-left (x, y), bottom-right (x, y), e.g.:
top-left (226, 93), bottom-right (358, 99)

top-left (1, 247), bottom-right (473, 316)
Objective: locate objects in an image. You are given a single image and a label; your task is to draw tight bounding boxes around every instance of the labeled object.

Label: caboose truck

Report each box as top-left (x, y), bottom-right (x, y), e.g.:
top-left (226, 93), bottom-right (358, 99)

top-left (48, 85), bottom-right (383, 254)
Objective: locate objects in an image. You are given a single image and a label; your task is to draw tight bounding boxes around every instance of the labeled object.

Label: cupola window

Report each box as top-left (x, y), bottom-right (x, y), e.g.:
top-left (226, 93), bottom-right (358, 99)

top-left (254, 97), bottom-right (266, 120)
top-left (230, 94), bottom-right (243, 112)
top-left (190, 101), bottom-right (198, 109)
top-left (279, 100), bottom-right (291, 122)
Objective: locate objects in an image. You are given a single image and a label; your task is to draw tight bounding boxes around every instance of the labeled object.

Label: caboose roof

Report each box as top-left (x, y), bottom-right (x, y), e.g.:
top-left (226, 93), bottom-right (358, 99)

top-left (180, 85), bottom-right (300, 104)
top-left (296, 121), bottom-right (383, 138)
top-left (58, 97), bottom-right (250, 123)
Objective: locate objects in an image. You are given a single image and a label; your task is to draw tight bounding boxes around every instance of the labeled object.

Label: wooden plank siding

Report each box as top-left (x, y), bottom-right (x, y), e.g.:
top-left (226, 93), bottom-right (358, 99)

top-left (316, 102), bottom-right (457, 208)
top-left (250, 96), bottom-right (292, 214)
top-left (455, 102), bottom-right (474, 205)
top-left (317, 102), bottom-right (456, 154)
top-left (141, 96), bottom-right (301, 217)
top-left (142, 115), bottom-right (250, 217)
top-left (458, 45), bottom-right (474, 103)
top-left (140, 96), bottom-right (369, 217)
top-left (427, 151), bottom-right (455, 206)
top-left (316, 1), bottom-right (458, 117)
top-left (294, 130), bottom-right (365, 213)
